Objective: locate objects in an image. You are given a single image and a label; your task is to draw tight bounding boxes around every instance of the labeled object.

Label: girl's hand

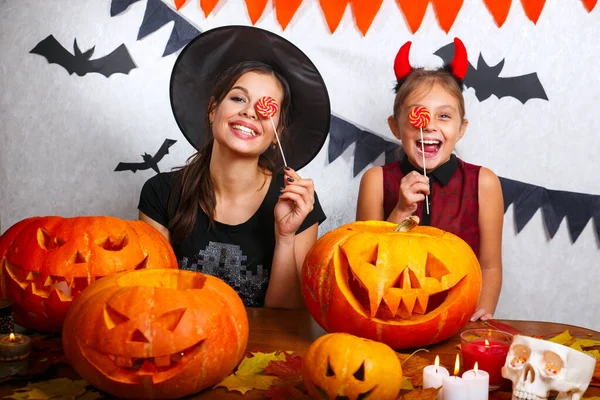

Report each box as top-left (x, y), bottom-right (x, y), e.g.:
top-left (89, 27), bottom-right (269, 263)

top-left (396, 171), bottom-right (430, 215)
top-left (470, 308), bottom-right (493, 321)
top-left (274, 168), bottom-right (315, 240)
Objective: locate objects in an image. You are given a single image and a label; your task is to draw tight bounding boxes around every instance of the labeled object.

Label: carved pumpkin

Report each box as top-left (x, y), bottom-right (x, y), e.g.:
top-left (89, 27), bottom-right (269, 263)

top-left (301, 220), bottom-right (482, 349)
top-left (62, 268), bottom-right (248, 400)
top-left (0, 216), bottom-right (178, 331)
top-left (302, 333), bottom-right (402, 400)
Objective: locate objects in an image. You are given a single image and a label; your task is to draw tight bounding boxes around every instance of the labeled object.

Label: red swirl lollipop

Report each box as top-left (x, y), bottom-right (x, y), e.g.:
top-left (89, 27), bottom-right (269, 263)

top-left (256, 96), bottom-right (279, 118)
top-left (409, 106), bottom-right (431, 129)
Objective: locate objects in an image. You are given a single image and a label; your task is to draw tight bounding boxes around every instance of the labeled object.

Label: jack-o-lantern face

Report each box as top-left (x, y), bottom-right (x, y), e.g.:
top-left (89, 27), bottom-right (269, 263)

top-left (301, 220), bottom-right (482, 349)
top-left (63, 269), bottom-right (249, 399)
top-left (302, 333), bottom-right (402, 400)
top-left (0, 216), bottom-right (178, 331)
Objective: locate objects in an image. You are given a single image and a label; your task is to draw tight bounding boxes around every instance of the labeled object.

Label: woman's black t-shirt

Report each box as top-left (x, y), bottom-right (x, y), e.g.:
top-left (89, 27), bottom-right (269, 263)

top-left (138, 171), bottom-right (326, 307)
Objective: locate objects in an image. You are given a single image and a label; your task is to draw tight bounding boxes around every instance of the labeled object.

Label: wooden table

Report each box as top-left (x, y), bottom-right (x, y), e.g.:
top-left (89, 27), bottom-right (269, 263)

top-left (1, 308), bottom-right (598, 399)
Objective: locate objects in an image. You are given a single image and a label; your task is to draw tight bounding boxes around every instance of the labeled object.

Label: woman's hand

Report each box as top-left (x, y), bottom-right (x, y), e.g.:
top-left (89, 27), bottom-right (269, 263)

top-left (274, 168), bottom-right (315, 240)
top-left (470, 308), bottom-right (493, 322)
top-left (395, 170), bottom-right (430, 215)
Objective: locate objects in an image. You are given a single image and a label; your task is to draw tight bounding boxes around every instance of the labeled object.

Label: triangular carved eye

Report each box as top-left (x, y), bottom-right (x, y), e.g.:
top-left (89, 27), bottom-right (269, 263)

top-left (37, 228), bottom-right (66, 251)
top-left (325, 358), bottom-right (335, 377)
top-left (95, 234), bottom-right (129, 251)
top-left (353, 362), bottom-right (365, 381)
top-left (104, 304), bottom-right (130, 329)
top-left (425, 253), bottom-right (451, 282)
top-left (154, 308), bottom-right (186, 332)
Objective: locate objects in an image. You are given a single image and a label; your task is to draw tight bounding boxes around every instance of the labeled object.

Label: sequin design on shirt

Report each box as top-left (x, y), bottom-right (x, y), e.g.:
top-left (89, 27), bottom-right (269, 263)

top-left (179, 241), bottom-right (268, 307)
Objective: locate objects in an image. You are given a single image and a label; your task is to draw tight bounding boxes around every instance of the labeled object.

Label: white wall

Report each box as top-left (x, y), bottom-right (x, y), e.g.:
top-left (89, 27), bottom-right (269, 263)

top-left (1, 0), bottom-right (599, 330)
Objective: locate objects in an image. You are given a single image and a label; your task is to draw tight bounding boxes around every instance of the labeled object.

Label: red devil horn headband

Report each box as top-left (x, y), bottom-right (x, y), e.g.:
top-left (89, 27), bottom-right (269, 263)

top-left (394, 37), bottom-right (468, 82)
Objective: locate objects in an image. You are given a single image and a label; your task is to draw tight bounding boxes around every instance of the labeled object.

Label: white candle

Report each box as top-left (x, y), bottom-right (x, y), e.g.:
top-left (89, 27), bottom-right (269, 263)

top-left (423, 355), bottom-right (450, 397)
top-left (462, 363), bottom-right (489, 400)
top-left (441, 354), bottom-right (468, 400)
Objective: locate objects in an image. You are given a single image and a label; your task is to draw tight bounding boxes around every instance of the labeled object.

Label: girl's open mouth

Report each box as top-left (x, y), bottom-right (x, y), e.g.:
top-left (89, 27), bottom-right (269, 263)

top-left (416, 139), bottom-right (441, 157)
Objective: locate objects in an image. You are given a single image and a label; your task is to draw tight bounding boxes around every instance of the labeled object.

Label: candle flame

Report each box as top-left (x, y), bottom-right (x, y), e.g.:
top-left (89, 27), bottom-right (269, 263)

top-left (485, 339), bottom-right (490, 347)
top-left (453, 354), bottom-right (460, 376)
top-left (9, 333), bottom-right (15, 342)
top-left (474, 362), bottom-right (479, 376)
top-left (434, 355), bottom-right (440, 367)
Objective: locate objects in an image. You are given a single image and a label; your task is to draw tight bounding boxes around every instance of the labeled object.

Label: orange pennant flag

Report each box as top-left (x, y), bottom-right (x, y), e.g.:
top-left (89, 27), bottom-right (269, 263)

top-left (244, 0), bottom-right (269, 24)
top-left (483, 0), bottom-right (512, 27)
top-left (200, 0), bottom-right (219, 17)
top-left (521, 0), bottom-right (546, 24)
top-left (174, 0), bottom-right (187, 9)
top-left (582, 0), bottom-right (597, 12)
top-left (350, 0), bottom-right (384, 36)
top-left (274, 0), bottom-right (303, 30)
top-left (319, 0), bottom-right (350, 33)
top-left (431, 0), bottom-right (464, 33)
top-left (396, 0), bottom-right (429, 33)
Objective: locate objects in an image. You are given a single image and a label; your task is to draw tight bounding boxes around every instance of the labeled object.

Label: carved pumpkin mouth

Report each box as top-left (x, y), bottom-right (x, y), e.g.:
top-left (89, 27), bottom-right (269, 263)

top-left (79, 338), bottom-right (205, 384)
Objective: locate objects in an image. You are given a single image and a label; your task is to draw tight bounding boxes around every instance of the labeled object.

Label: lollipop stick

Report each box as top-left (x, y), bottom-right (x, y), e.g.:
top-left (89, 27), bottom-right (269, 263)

top-left (420, 127), bottom-right (429, 214)
top-left (270, 117), bottom-right (288, 167)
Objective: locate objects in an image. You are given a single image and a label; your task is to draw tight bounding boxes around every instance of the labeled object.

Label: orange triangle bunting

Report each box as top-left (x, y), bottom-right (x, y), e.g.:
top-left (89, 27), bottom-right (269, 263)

top-left (431, 0), bottom-right (464, 33)
top-left (350, 0), bottom-right (384, 36)
top-left (200, 0), bottom-right (219, 17)
top-left (174, 0), bottom-right (187, 10)
top-left (396, 0), bottom-right (429, 33)
top-left (521, 0), bottom-right (546, 24)
top-left (483, 0), bottom-right (512, 27)
top-left (582, 0), bottom-right (597, 12)
top-left (274, 0), bottom-right (303, 30)
top-left (244, 0), bottom-right (269, 24)
top-left (319, 0), bottom-right (350, 33)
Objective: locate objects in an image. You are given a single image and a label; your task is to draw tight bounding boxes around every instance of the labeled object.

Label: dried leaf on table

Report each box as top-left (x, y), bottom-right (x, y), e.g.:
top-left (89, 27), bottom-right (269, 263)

top-left (397, 387), bottom-right (440, 399)
top-left (215, 351), bottom-right (287, 394)
top-left (5, 378), bottom-right (88, 399)
top-left (396, 350), bottom-right (431, 387)
top-left (401, 376), bottom-right (414, 390)
top-left (484, 320), bottom-right (520, 335)
top-left (264, 352), bottom-right (303, 384)
top-left (547, 330), bottom-right (600, 359)
top-left (264, 385), bottom-right (311, 400)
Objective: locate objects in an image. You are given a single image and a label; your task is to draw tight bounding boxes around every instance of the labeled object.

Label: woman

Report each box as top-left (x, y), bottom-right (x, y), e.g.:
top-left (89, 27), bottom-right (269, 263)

top-left (138, 26), bottom-right (331, 309)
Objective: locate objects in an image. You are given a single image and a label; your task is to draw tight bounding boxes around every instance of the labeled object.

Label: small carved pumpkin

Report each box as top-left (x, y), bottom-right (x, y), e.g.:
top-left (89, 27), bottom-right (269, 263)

top-left (62, 268), bottom-right (249, 399)
top-left (0, 216), bottom-right (178, 331)
top-left (301, 220), bottom-right (482, 349)
top-left (302, 333), bottom-right (402, 400)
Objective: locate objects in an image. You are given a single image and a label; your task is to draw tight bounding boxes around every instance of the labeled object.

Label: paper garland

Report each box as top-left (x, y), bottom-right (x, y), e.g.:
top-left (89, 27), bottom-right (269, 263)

top-left (327, 115), bottom-right (600, 244)
top-left (171, 0), bottom-right (596, 35)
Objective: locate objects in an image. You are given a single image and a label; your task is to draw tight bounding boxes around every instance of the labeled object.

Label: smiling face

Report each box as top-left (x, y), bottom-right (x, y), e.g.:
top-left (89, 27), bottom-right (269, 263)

top-left (389, 80), bottom-right (468, 171)
top-left (209, 71), bottom-right (285, 159)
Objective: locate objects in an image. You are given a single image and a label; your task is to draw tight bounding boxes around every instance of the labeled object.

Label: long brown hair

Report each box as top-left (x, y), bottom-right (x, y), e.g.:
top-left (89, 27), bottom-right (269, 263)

top-left (168, 61), bottom-right (293, 242)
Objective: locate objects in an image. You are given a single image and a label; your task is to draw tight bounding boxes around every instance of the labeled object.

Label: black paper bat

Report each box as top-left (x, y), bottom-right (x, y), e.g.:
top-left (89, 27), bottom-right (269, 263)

top-left (30, 35), bottom-right (137, 77)
top-left (434, 43), bottom-right (548, 103)
top-left (115, 139), bottom-right (177, 174)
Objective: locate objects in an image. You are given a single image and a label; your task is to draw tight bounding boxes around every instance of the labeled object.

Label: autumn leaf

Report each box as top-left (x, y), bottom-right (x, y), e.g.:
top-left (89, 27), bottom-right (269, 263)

top-left (396, 350), bottom-right (431, 387)
top-left (401, 376), bottom-right (414, 390)
top-left (264, 385), bottom-right (311, 400)
top-left (215, 351), bottom-right (287, 394)
top-left (264, 352), bottom-right (303, 384)
top-left (5, 378), bottom-right (88, 399)
top-left (547, 330), bottom-right (600, 359)
top-left (397, 387), bottom-right (440, 399)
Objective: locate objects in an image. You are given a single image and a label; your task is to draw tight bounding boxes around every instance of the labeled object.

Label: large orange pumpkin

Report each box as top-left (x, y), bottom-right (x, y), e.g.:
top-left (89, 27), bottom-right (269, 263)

top-left (62, 268), bottom-right (248, 399)
top-left (302, 333), bottom-right (403, 400)
top-left (301, 220), bottom-right (482, 349)
top-left (0, 216), bottom-right (178, 331)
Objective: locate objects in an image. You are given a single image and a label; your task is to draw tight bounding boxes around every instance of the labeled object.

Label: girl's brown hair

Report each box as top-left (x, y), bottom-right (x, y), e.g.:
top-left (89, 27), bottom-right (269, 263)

top-left (168, 61), bottom-right (292, 242)
top-left (392, 68), bottom-right (465, 120)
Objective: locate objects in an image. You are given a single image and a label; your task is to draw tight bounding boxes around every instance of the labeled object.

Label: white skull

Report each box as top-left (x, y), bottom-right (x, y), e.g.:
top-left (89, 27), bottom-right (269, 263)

top-left (501, 335), bottom-right (596, 400)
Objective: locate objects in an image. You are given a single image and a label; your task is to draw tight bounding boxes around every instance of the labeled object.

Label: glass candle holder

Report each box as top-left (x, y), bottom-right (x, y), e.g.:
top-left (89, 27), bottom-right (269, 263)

top-left (460, 328), bottom-right (513, 390)
top-left (0, 299), bottom-right (14, 335)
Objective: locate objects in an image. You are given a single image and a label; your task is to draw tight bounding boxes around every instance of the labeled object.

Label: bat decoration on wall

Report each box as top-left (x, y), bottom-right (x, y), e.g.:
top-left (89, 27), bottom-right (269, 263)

top-left (435, 42), bottom-right (548, 103)
top-left (30, 35), bottom-right (137, 78)
top-left (115, 139), bottom-right (177, 174)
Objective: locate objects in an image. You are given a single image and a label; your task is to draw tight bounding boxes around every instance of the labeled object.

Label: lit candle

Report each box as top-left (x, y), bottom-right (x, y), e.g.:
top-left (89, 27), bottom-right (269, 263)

top-left (423, 355), bottom-right (450, 397)
top-left (462, 362), bottom-right (489, 400)
top-left (0, 332), bottom-right (32, 361)
top-left (460, 328), bottom-right (513, 390)
top-left (441, 354), bottom-right (468, 400)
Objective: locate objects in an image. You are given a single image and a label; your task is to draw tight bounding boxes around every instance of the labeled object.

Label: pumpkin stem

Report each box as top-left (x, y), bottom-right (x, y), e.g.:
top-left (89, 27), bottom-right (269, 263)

top-left (394, 216), bottom-right (420, 232)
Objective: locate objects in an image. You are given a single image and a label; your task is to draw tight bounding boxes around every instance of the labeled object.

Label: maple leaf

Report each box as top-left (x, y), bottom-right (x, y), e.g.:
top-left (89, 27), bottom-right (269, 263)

top-left (264, 385), bottom-right (311, 400)
top-left (5, 378), bottom-right (88, 399)
top-left (264, 352), bottom-right (303, 384)
top-left (215, 351), bottom-right (287, 394)
top-left (396, 350), bottom-right (431, 387)
top-left (397, 387), bottom-right (440, 399)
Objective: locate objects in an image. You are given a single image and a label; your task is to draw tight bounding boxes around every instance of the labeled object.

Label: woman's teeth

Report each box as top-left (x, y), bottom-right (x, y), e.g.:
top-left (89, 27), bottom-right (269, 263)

top-left (232, 124), bottom-right (257, 137)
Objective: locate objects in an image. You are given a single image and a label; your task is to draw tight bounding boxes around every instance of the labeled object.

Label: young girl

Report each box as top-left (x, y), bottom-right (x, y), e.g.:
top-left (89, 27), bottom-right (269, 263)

top-left (138, 26), bottom-right (330, 309)
top-left (356, 38), bottom-right (503, 321)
